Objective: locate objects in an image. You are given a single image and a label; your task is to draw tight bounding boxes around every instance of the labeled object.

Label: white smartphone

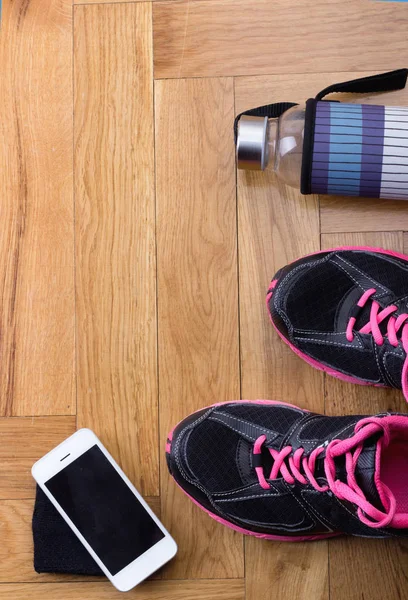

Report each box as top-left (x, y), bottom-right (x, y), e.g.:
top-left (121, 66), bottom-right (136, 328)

top-left (32, 428), bottom-right (177, 592)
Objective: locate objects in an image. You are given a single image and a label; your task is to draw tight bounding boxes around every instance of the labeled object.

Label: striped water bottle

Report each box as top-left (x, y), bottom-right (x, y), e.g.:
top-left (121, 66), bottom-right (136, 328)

top-left (235, 69), bottom-right (408, 201)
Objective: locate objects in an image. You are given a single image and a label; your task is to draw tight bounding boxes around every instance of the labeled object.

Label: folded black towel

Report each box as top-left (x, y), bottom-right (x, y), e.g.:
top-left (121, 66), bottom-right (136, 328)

top-left (32, 486), bottom-right (102, 575)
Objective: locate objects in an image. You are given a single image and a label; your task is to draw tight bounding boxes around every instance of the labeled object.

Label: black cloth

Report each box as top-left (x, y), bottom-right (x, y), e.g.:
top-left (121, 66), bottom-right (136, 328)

top-left (32, 486), bottom-right (102, 575)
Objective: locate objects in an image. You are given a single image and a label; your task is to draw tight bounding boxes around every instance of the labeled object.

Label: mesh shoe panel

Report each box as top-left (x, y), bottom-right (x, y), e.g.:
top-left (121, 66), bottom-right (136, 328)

top-left (219, 404), bottom-right (302, 434)
top-left (343, 252), bottom-right (408, 296)
top-left (301, 342), bottom-right (380, 381)
top-left (299, 416), bottom-right (360, 441)
top-left (186, 420), bottom-right (243, 492)
top-left (284, 261), bottom-right (354, 330)
top-left (216, 495), bottom-right (313, 528)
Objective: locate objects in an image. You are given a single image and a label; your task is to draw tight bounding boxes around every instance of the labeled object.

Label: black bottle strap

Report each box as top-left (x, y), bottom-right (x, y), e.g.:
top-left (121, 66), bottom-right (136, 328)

top-left (233, 102), bottom-right (298, 143)
top-left (315, 68), bottom-right (408, 101)
top-left (234, 70), bottom-right (408, 144)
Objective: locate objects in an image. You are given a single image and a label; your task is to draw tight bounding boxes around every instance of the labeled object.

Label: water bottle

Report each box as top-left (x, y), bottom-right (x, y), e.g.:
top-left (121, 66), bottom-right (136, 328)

top-left (235, 69), bottom-right (408, 200)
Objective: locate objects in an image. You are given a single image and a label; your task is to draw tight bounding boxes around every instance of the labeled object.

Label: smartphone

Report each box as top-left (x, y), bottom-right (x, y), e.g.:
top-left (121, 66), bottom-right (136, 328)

top-left (32, 428), bottom-right (177, 592)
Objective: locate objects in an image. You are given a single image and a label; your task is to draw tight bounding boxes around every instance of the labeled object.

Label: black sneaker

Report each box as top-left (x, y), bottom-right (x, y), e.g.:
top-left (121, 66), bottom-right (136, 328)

top-left (166, 400), bottom-right (408, 539)
top-left (267, 247), bottom-right (408, 401)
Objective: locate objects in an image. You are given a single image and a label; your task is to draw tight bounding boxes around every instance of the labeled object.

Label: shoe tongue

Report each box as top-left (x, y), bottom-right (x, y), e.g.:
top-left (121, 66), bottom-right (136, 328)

top-left (353, 433), bottom-right (385, 511)
top-left (353, 303), bottom-right (372, 332)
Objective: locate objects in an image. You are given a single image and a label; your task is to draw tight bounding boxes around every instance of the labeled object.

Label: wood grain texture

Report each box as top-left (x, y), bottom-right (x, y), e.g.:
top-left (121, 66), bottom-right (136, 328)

top-left (2, 0), bottom-right (408, 595)
top-left (237, 174), bottom-right (323, 405)
top-left (155, 77), bottom-right (244, 579)
top-left (153, 0), bottom-right (408, 79)
top-left (321, 232), bottom-right (408, 600)
top-left (329, 537), bottom-right (408, 600)
top-left (0, 580), bottom-right (245, 600)
top-left (0, 417), bottom-right (76, 500)
top-left (74, 3), bottom-right (158, 496)
top-left (0, 497), bottom-right (160, 584)
top-left (245, 539), bottom-right (328, 600)
top-left (0, 0), bottom-right (75, 416)
top-left (321, 197), bottom-right (408, 234)
top-left (75, 0), bottom-right (179, 3)
top-left (235, 77), bottom-right (327, 600)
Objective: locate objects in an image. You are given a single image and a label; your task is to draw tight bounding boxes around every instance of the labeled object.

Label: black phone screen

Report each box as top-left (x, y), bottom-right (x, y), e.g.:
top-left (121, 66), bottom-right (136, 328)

top-left (45, 445), bottom-right (165, 575)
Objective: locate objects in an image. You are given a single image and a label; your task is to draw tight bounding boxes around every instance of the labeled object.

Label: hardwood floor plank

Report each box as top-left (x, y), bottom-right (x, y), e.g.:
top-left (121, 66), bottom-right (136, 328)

top-left (0, 417), bottom-right (76, 500)
top-left (155, 77), bottom-right (244, 578)
top-left (0, 0), bottom-right (75, 416)
top-left (237, 176), bottom-right (324, 405)
top-left (321, 232), bottom-right (408, 600)
top-left (74, 3), bottom-right (158, 496)
top-left (76, 0), bottom-right (179, 3)
top-left (0, 579), bottom-right (245, 600)
top-left (245, 540), bottom-right (328, 600)
top-left (329, 537), bottom-right (408, 600)
top-left (235, 77), bottom-right (327, 600)
top-left (153, 0), bottom-right (408, 79)
top-left (321, 197), bottom-right (408, 234)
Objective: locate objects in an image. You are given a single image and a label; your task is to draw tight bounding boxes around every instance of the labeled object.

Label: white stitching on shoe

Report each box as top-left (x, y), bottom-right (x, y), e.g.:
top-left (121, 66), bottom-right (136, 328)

top-left (300, 489), bottom-right (337, 531)
top-left (209, 415), bottom-right (276, 442)
top-left (209, 416), bottom-right (256, 439)
top-left (215, 492), bottom-right (282, 502)
top-left (283, 481), bottom-right (317, 529)
top-left (294, 330), bottom-right (350, 335)
top-left (272, 255), bottom-right (332, 334)
top-left (331, 259), bottom-right (366, 292)
top-left (295, 417), bottom-right (358, 444)
top-left (214, 483), bottom-right (263, 497)
top-left (174, 408), bottom-right (217, 493)
top-left (373, 343), bottom-right (384, 384)
top-left (273, 256), bottom-right (332, 308)
top-left (382, 348), bottom-right (404, 388)
top-left (214, 409), bottom-right (300, 434)
top-left (282, 414), bottom-right (310, 447)
top-left (182, 429), bottom-right (195, 475)
top-left (334, 255), bottom-right (389, 295)
top-left (294, 337), bottom-right (362, 348)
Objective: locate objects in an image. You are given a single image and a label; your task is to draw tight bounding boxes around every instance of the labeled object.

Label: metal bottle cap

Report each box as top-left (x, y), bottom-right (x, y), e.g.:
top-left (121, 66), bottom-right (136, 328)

top-left (236, 115), bottom-right (269, 170)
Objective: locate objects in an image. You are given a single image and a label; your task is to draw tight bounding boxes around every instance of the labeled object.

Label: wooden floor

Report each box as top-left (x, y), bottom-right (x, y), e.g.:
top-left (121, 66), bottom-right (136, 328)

top-left (1, 0), bottom-right (408, 598)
